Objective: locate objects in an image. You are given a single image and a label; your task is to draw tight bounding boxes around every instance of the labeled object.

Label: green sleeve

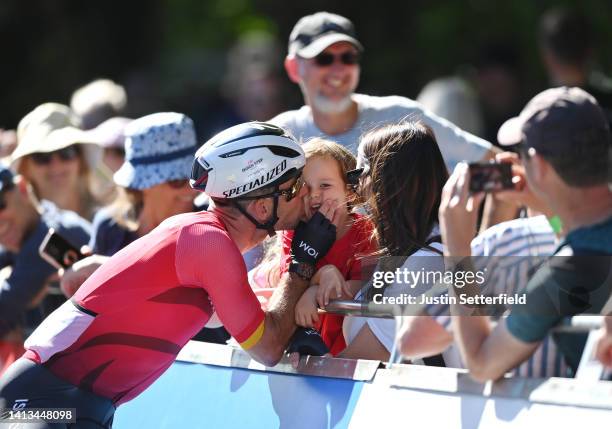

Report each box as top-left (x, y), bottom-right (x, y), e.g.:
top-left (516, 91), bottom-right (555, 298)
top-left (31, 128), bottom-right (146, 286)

top-left (507, 252), bottom-right (612, 343)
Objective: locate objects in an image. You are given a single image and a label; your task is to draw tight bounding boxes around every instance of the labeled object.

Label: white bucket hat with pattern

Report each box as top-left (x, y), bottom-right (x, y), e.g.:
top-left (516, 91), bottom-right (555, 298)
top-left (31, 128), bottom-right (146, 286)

top-left (113, 112), bottom-right (197, 190)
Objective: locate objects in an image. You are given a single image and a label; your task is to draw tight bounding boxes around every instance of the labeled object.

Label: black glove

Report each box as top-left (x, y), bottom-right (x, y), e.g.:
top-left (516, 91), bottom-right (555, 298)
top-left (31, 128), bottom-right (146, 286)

top-left (286, 327), bottom-right (329, 356)
top-left (290, 211), bottom-right (336, 266)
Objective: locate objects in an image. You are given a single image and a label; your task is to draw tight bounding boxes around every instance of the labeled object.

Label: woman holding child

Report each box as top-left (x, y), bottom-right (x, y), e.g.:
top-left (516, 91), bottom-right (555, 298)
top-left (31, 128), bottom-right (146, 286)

top-left (276, 122), bottom-right (450, 361)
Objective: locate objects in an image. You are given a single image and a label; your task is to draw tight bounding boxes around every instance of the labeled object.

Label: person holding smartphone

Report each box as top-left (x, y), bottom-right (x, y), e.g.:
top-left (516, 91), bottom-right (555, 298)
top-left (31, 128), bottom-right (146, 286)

top-left (439, 87), bottom-right (612, 381)
top-left (0, 165), bottom-right (91, 376)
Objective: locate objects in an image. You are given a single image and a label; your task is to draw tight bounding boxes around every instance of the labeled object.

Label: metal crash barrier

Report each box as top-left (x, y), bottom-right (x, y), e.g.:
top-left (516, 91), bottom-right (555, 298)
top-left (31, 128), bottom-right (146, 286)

top-left (114, 340), bottom-right (612, 429)
top-left (322, 301), bottom-right (609, 378)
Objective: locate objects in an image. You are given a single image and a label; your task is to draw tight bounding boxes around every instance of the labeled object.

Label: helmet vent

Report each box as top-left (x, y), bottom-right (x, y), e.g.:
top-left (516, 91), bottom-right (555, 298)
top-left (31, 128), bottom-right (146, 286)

top-left (267, 145), bottom-right (301, 158)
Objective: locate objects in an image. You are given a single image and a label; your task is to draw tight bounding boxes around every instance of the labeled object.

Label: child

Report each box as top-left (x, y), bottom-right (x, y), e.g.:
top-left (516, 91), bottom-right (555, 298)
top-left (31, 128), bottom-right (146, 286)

top-left (279, 138), bottom-right (377, 356)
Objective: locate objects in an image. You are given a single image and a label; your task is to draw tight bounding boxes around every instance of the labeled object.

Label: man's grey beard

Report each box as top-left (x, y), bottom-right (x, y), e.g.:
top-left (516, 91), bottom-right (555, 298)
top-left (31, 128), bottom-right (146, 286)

top-left (311, 93), bottom-right (353, 114)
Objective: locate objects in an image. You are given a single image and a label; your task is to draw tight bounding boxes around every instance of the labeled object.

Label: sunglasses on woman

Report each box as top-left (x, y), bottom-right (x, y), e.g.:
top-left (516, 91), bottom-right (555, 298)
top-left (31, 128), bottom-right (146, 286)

top-left (30, 145), bottom-right (80, 165)
top-left (313, 51), bottom-right (360, 67)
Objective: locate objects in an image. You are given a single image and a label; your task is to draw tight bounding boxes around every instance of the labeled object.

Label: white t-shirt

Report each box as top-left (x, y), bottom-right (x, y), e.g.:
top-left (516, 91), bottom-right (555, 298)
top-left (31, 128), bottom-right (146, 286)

top-left (269, 93), bottom-right (492, 171)
top-left (342, 228), bottom-right (444, 353)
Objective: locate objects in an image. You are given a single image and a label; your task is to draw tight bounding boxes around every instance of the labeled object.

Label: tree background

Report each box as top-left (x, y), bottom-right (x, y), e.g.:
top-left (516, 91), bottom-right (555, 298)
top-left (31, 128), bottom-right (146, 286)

top-left (1, 0), bottom-right (611, 140)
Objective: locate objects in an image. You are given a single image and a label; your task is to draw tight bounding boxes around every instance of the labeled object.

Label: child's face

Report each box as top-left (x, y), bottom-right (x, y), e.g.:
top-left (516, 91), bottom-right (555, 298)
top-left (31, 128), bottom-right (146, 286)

top-left (302, 155), bottom-right (350, 220)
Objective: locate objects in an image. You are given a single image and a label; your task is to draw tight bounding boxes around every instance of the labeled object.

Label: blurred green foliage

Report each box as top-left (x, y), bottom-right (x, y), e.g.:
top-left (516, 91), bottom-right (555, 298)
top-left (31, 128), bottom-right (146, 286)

top-left (0, 0), bottom-right (610, 131)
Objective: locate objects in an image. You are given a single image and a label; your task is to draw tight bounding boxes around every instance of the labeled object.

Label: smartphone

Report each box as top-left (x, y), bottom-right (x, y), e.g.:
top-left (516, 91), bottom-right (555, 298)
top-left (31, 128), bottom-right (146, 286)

top-left (468, 162), bottom-right (514, 193)
top-left (38, 228), bottom-right (85, 270)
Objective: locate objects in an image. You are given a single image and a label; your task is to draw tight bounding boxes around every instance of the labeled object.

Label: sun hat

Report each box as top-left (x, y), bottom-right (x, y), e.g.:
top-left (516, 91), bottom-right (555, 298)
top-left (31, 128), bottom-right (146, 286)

top-left (82, 117), bottom-right (132, 149)
top-left (11, 103), bottom-right (101, 171)
top-left (70, 79), bottom-right (127, 129)
top-left (16, 103), bottom-right (80, 141)
top-left (113, 112), bottom-right (197, 190)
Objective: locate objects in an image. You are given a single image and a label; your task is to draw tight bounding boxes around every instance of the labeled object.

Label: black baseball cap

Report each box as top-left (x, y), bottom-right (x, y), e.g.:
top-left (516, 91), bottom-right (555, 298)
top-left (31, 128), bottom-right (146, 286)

top-left (288, 12), bottom-right (363, 58)
top-left (497, 86), bottom-right (610, 157)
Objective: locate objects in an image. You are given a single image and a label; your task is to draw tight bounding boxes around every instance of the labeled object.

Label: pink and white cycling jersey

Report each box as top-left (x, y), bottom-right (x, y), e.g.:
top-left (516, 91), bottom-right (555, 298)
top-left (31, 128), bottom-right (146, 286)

top-left (23, 211), bottom-right (265, 405)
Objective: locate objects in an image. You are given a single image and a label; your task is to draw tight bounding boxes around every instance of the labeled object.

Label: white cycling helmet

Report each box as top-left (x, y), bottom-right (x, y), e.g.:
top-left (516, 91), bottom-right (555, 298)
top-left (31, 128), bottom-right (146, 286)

top-left (191, 121), bottom-right (305, 234)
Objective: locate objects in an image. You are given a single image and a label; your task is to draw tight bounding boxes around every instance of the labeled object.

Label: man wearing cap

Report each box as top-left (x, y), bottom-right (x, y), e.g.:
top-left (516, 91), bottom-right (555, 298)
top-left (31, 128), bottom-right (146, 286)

top-left (0, 122), bottom-right (337, 427)
top-left (269, 11), bottom-right (496, 171)
top-left (0, 166), bottom-right (91, 375)
top-left (439, 86), bottom-right (612, 381)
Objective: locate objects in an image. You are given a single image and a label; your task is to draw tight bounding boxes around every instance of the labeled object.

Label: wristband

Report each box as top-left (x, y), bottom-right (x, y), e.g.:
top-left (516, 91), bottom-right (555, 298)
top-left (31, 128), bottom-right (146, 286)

top-left (289, 262), bottom-right (316, 281)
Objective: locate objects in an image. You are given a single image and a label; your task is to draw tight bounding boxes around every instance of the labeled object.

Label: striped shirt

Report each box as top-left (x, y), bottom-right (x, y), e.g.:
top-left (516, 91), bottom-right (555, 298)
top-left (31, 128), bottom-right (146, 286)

top-left (430, 215), bottom-right (571, 377)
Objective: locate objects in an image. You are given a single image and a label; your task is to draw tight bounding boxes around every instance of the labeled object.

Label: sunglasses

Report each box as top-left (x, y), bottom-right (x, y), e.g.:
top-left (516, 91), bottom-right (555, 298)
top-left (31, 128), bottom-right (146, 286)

top-left (30, 145), bottom-right (80, 165)
top-left (313, 51), bottom-right (360, 67)
top-left (346, 168), bottom-right (364, 186)
top-left (278, 176), bottom-right (304, 201)
top-left (238, 175), bottom-right (304, 202)
top-left (166, 179), bottom-right (189, 189)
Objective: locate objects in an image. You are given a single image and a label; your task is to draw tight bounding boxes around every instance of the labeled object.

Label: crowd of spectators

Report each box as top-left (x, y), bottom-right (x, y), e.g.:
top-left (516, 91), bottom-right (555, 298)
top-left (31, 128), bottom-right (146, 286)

top-left (0, 6), bottom-right (610, 408)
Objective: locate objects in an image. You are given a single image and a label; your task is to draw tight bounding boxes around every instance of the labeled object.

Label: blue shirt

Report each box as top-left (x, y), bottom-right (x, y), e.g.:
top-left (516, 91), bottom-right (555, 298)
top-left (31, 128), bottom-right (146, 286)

top-left (0, 200), bottom-right (92, 337)
top-left (89, 207), bottom-right (139, 257)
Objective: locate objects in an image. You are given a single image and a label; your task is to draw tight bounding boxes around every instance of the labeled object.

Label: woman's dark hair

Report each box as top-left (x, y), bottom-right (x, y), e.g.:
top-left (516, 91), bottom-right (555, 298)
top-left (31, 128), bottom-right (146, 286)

top-left (359, 121), bottom-right (449, 258)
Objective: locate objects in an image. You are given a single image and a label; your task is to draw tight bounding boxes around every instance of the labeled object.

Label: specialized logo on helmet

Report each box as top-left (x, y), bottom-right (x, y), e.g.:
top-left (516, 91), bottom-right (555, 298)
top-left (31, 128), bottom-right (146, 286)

top-left (223, 159), bottom-right (287, 198)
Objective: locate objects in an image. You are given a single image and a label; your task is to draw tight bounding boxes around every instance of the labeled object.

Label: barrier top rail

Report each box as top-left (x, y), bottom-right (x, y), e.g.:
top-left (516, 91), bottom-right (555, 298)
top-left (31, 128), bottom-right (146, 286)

top-left (321, 300), bottom-right (605, 332)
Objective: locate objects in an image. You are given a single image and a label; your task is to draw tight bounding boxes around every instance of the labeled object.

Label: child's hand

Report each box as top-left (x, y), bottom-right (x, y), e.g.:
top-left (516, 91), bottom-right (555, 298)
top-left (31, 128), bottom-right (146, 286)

top-left (295, 286), bottom-right (319, 328)
top-left (343, 280), bottom-right (362, 299)
top-left (315, 265), bottom-right (346, 307)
